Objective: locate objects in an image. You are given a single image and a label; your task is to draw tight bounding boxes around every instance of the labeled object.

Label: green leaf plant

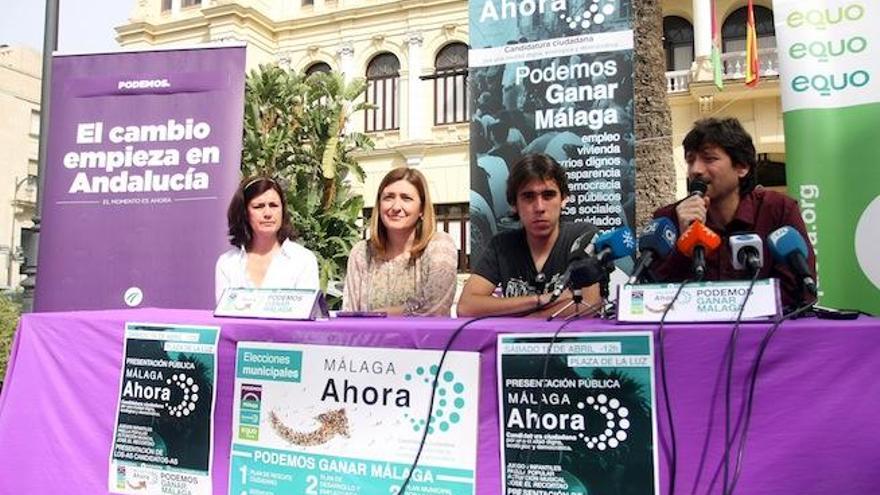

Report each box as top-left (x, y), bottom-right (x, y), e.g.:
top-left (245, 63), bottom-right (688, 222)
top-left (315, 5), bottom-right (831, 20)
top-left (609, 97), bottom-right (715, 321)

top-left (241, 65), bottom-right (375, 308)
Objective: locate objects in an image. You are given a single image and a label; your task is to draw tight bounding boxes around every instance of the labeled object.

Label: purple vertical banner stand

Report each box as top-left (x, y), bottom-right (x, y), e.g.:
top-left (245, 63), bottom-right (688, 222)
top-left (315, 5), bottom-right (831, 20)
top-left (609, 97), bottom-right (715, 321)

top-left (35, 45), bottom-right (246, 312)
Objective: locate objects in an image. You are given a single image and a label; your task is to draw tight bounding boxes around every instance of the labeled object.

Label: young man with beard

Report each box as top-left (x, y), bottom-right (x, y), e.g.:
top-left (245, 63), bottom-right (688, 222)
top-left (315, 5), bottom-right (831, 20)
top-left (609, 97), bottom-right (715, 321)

top-left (458, 154), bottom-right (601, 317)
top-left (650, 117), bottom-right (816, 308)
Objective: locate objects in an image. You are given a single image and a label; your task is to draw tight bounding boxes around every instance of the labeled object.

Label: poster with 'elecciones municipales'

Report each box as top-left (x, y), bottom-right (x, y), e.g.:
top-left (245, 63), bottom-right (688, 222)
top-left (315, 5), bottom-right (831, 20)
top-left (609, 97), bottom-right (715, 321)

top-left (228, 342), bottom-right (480, 495)
top-left (498, 332), bottom-right (658, 495)
top-left (109, 323), bottom-right (220, 495)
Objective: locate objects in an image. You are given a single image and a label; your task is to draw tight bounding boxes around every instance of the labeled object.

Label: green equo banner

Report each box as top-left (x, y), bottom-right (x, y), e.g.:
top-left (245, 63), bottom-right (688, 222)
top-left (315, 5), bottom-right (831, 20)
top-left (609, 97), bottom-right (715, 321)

top-left (773, 0), bottom-right (880, 314)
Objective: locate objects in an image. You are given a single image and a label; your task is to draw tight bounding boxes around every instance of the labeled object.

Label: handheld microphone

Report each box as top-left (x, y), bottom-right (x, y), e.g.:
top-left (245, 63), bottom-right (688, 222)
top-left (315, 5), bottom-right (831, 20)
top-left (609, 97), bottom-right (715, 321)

top-left (628, 217), bottom-right (678, 285)
top-left (676, 221), bottom-right (721, 281)
top-left (768, 226), bottom-right (817, 296)
top-left (688, 177), bottom-right (708, 199)
top-left (729, 233), bottom-right (764, 274)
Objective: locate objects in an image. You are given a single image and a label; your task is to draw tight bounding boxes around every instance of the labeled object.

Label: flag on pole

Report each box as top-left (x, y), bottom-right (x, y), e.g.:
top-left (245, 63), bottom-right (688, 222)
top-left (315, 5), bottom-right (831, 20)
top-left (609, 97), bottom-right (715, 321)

top-left (711, 0), bottom-right (724, 90)
top-left (745, 0), bottom-right (760, 87)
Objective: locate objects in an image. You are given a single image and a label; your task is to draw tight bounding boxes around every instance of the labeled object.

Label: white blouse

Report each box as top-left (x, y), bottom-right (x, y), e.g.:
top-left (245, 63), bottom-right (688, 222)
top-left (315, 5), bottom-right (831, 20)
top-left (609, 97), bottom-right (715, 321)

top-left (214, 239), bottom-right (320, 302)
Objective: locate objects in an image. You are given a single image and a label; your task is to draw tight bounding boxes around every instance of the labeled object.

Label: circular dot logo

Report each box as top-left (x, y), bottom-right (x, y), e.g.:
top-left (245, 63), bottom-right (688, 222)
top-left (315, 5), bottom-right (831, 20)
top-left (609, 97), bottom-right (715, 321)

top-left (855, 196), bottom-right (880, 290)
top-left (404, 365), bottom-right (467, 435)
top-left (560, 0), bottom-right (615, 29)
top-left (578, 394), bottom-right (630, 451)
top-left (124, 287), bottom-right (143, 307)
top-left (165, 373), bottom-right (200, 418)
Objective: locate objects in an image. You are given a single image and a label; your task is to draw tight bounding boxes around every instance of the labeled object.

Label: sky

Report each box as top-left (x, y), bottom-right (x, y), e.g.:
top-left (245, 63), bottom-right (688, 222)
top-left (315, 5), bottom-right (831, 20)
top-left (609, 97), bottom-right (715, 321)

top-left (2, 1), bottom-right (131, 54)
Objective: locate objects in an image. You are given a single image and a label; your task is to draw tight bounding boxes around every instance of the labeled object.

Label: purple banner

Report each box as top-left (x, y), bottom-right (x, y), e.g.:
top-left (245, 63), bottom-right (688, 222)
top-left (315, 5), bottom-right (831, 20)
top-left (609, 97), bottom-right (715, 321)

top-left (35, 46), bottom-right (246, 312)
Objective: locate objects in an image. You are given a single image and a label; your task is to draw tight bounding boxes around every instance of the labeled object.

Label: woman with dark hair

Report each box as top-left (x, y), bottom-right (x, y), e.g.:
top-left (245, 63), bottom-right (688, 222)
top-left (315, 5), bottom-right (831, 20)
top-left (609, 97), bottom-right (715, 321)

top-left (214, 176), bottom-right (319, 302)
top-left (342, 167), bottom-right (457, 316)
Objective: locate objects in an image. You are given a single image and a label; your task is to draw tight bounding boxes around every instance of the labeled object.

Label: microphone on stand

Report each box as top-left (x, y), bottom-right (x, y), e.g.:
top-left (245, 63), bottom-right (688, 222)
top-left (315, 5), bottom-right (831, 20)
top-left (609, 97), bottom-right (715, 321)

top-left (548, 226), bottom-right (635, 320)
top-left (628, 217), bottom-right (678, 285)
top-left (592, 226), bottom-right (637, 266)
top-left (676, 179), bottom-right (720, 280)
top-left (729, 233), bottom-right (764, 275)
top-left (548, 229), bottom-right (599, 302)
top-left (768, 226), bottom-right (817, 296)
top-left (676, 221), bottom-right (721, 281)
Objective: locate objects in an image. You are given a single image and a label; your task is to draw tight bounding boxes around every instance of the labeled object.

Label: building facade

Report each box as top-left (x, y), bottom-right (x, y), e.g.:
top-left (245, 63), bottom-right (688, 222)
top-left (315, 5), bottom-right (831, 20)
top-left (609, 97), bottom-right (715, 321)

top-left (663, 0), bottom-right (787, 195)
top-left (117, 0), bottom-right (789, 267)
top-left (0, 46), bottom-right (40, 290)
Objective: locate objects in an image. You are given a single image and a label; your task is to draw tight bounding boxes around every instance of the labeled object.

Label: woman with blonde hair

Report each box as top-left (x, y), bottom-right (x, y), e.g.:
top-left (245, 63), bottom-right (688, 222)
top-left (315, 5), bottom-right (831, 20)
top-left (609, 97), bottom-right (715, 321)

top-left (342, 167), bottom-right (457, 315)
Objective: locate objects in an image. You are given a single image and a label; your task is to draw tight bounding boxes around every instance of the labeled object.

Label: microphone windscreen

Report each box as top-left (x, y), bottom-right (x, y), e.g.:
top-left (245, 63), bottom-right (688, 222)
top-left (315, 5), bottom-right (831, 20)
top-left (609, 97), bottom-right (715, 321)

top-left (768, 226), bottom-right (809, 262)
top-left (729, 233), bottom-right (764, 270)
top-left (569, 257), bottom-right (606, 287)
top-left (568, 229), bottom-right (597, 262)
top-left (688, 178), bottom-right (708, 197)
top-left (594, 226), bottom-right (636, 259)
top-left (638, 217), bottom-right (678, 258)
top-left (676, 221), bottom-right (722, 257)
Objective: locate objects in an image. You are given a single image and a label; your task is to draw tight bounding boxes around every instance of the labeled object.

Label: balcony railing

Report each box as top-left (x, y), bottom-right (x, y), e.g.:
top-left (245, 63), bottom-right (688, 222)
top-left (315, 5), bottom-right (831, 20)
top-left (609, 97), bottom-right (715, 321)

top-left (664, 47), bottom-right (779, 94)
top-left (720, 47), bottom-right (779, 79)
top-left (666, 69), bottom-right (691, 94)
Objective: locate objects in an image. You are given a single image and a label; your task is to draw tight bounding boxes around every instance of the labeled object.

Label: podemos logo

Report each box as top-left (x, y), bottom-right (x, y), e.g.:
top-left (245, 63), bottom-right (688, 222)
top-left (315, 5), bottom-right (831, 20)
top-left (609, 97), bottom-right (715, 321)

top-left (118, 78), bottom-right (171, 90)
top-left (124, 287), bottom-right (143, 307)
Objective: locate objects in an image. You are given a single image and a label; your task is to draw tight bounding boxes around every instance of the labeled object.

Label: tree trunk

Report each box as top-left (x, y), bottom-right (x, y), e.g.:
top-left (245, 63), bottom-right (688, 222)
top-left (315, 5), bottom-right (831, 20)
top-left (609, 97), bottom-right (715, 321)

top-left (633, 0), bottom-right (676, 229)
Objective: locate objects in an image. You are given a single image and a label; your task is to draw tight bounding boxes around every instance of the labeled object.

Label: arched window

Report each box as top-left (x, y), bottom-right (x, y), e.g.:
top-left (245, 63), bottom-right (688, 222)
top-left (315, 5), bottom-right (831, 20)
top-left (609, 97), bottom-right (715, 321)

top-left (365, 53), bottom-right (400, 132)
top-left (722, 5), bottom-right (776, 53)
top-left (432, 42), bottom-right (469, 125)
top-left (663, 16), bottom-right (694, 71)
top-left (305, 62), bottom-right (331, 76)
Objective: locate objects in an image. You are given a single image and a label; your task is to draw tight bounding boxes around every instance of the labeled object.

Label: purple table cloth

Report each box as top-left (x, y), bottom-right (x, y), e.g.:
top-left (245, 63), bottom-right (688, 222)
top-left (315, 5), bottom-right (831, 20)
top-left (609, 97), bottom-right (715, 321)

top-left (0, 308), bottom-right (878, 494)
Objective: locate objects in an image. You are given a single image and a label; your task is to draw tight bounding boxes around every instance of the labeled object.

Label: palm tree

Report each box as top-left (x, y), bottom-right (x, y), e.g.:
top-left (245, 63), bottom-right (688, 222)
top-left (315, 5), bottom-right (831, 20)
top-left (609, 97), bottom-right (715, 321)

top-left (633, 0), bottom-right (676, 228)
top-left (241, 65), bottom-right (374, 302)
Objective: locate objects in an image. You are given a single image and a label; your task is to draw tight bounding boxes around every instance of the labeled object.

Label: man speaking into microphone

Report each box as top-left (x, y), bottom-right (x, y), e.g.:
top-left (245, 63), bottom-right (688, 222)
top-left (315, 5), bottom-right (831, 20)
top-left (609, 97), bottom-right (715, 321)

top-left (650, 118), bottom-right (816, 308)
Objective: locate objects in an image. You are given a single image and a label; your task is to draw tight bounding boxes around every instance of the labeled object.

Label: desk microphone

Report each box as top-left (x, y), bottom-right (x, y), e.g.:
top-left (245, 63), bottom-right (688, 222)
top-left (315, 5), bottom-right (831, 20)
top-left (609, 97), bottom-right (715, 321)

top-left (730, 233), bottom-right (764, 274)
top-left (549, 229), bottom-right (599, 301)
top-left (592, 226), bottom-right (637, 265)
top-left (629, 217), bottom-right (678, 285)
top-left (549, 226), bottom-right (634, 302)
top-left (676, 221), bottom-right (721, 281)
top-left (676, 179), bottom-right (720, 280)
top-left (568, 256), bottom-right (606, 288)
top-left (768, 226), bottom-right (817, 296)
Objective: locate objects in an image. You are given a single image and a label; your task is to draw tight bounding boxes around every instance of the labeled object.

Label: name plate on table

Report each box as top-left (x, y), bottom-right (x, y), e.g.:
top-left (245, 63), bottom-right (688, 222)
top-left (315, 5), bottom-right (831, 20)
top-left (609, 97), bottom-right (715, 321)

top-left (617, 279), bottom-right (781, 323)
top-left (214, 288), bottom-right (328, 320)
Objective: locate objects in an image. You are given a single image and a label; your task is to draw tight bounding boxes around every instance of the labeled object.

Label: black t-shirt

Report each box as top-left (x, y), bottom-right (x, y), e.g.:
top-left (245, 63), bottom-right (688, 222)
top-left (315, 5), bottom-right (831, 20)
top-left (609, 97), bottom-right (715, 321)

top-left (472, 222), bottom-right (598, 297)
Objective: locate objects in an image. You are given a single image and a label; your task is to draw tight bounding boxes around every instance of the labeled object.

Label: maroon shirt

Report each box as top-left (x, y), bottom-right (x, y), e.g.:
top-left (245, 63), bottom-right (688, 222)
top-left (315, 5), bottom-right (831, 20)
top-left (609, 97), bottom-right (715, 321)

top-left (651, 187), bottom-right (817, 308)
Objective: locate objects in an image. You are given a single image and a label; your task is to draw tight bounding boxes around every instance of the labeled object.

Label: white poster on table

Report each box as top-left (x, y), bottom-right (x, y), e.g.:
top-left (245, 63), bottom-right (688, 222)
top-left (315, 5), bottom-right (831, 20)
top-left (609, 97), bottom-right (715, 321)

top-left (228, 342), bottom-right (480, 495)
